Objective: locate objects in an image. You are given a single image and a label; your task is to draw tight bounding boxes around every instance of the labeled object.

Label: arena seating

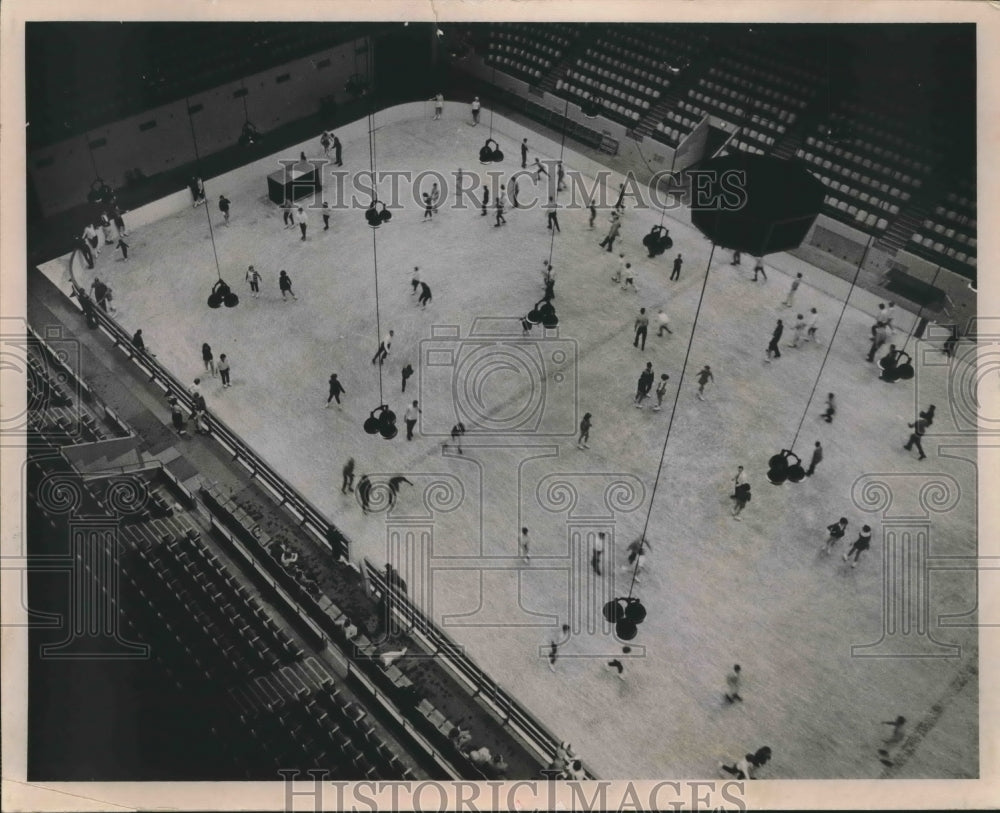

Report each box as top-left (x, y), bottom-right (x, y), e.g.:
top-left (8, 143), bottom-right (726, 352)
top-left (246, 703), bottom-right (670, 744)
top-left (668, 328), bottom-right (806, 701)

top-left (909, 180), bottom-right (977, 270)
top-left (485, 23), bottom-right (576, 84)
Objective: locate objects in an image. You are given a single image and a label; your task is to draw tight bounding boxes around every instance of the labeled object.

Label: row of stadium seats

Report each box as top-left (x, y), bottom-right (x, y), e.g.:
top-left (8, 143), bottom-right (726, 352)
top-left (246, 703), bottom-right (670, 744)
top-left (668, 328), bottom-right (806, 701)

top-left (698, 79), bottom-right (799, 124)
top-left (579, 51), bottom-right (665, 97)
top-left (821, 195), bottom-right (890, 231)
top-left (554, 80), bottom-right (643, 122)
top-left (797, 149), bottom-right (912, 208)
top-left (563, 69), bottom-right (653, 111)
top-left (486, 53), bottom-right (543, 83)
top-left (713, 60), bottom-right (812, 110)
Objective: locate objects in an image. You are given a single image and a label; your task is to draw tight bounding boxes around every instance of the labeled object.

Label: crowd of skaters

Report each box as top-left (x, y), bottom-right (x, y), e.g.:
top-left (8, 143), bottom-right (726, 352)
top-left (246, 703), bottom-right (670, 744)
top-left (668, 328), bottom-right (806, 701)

top-left (85, 112), bottom-right (944, 778)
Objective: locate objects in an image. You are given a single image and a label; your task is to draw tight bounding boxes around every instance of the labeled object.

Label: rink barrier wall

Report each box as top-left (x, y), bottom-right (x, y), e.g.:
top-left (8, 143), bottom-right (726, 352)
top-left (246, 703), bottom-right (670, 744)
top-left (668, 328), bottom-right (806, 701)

top-left (200, 481), bottom-right (470, 779)
top-left (63, 248), bottom-right (350, 563)
top-left (53, 248), bottom-right (539, 781)
top-left (364, 558), bottom-right (591, 780)
top-left (29, 38), bottom-right (363, 218)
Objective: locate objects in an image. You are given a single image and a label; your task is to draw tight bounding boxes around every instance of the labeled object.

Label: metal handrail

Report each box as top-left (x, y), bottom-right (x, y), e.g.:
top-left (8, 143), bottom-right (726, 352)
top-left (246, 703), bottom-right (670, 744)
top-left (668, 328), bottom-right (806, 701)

top-left (364, 559), bottom-right (593, 778)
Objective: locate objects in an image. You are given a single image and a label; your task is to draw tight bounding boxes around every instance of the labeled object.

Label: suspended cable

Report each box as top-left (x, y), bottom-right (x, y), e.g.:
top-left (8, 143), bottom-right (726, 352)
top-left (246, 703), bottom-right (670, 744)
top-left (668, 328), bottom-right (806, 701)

top-left (489, 63), bottom-right (496, 138)
top-left (365, 37), bottom-right (385, 406)
top-left (626, 242), bottom-right (718, 600)
top-left (85, 132), bottom-right (100, 181)
top-left (787, 234), bottom-right (873, 452)
top-left (185, 99), bottom-right (223, 281)
top-left (545, 97), bottom-right (571, 270)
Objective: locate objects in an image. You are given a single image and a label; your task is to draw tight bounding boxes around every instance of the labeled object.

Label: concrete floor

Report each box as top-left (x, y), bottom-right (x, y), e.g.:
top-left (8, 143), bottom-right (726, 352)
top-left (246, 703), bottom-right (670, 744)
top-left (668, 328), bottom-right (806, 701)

top-left (38, 108), bottom-right (979, 779)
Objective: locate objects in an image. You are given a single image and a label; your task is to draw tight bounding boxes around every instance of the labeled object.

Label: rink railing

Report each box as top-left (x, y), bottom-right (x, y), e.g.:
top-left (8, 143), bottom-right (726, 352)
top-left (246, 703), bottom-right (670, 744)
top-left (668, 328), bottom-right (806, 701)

top-left (364, 558), bottom-right (595, 780)
top-left (65, 269), bottom-right (350, 563)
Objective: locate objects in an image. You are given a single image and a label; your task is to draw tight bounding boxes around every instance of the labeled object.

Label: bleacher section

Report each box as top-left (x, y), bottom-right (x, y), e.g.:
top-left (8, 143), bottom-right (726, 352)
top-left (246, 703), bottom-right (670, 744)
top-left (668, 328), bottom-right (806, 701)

top-left (910, 181), bottom-right (977, 271)
top-left (555, 25), bottom-right (704, 128)
top-left (26, 327), bottom-right (131, 448)
top-left (485, 23), bottom-right (576, 85)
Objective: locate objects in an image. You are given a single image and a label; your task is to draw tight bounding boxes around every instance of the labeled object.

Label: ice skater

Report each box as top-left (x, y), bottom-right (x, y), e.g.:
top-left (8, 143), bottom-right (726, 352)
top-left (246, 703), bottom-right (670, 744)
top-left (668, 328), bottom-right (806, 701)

top-left (783, 273), bottom-right (803, 307)
top-left (410, 266), bottom-right (421, 295)
top-left (387, 475), bottom-right (414, 506)
top-left (471, 96), bottom-right (481, 125)
top-left (281, 199), bottom-right (294, 228)
top-left (117, 237), bottom-right (129, 261)
top-left (371, 330), bottom-right (394, 365)
top-left (765, 319), bottom-right (783, 362)
top-left (695, 365), bottom-right (714, 400)
top-left (296, 206), bottom-right (308, 239)
top-left (191, 176), bottom-right (207, 207)
top-left (401, 363), bottom-right (414, 393)
top-left (822, 517), bottom-right (848, 554)
top-left (577, 412), bottom-right (592, 449)
top-left (246, 265), bottom-right (261, 298)
top-left (634, 362), bottom-right (655, 408)
top-left (670, 253), bottom-right (683, 281)
top-left (752, 257), bottom-right (767, 281)
top-left (724, 664), bottom-right (743, 703)
top-left (325, 373), bottom-right (346, 407)
top-left (532, 157), bottom-right (549, 182)
top-left (867, 324), bottom-right (889, 362)
top-left (591, 533), bottom-right (605, 575)
top-left (494, 186), bottom-right (506, 227)
top-left (545, 196), bottom-right (561, 232)
top-left (278, 270), bottom-right (297, 301)
top-left (903, 414), bottom-right (929, 460)
top-left (322, 202), bottom-right (331, 230)
top-left (656, 308), bottom-right (673, 337)
top-left (606, 646), bottom-right (631, 681)
top-left (599, 212), bottom-right (621, 252)
top-left (877, 716), bottom-right (907, 766)
top-left (805, 440), bottom-right (823, 476)
top-left (202, 343), bottom-right (216, 376)
top-left (732, 480), bottom-right (751, 520)
top-left (218, 194), bottom-right (231, 225)
top-left (821, 392), bottom-right (836, 423)
top-left (633, 308), bottom-right (649, 350)
top-left (521, 137), bottom-right (529, 168)
top-left (218, 354), bottom-right (231, 388)
top-left (653, 373), bottom-right (670, 411)
top-left (418, 281), bottom-right (432, 308)
top-left (805, 308), bottom-right (819, 342)
top-left (588, 201), bottom-right (597, 229)
top-left (621, 262), bottom-right (637, 292)
top-left (404, 400), bottom-right (420, 440)
top-left (547, 624), bottom-right (571, 672)
top-left (842, 525), bottom-right (872, 567)
top-left (444, 421), bottom-right (466, 454)
top-left (787, 314), bottom-right (807, 348)
top-left (341, 458), bottom-right (355, 493)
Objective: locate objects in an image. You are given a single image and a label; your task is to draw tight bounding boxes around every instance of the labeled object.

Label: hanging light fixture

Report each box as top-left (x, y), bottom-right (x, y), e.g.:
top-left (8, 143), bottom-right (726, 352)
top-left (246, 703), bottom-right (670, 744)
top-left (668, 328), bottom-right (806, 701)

top-left (186, 98), bottom-right (238, 310)
top-left (360, 46), bottom-right (394, 439)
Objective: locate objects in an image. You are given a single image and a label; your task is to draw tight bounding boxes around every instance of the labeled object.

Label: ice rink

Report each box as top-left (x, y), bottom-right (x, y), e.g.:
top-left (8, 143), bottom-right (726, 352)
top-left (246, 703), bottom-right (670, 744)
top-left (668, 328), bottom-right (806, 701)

top-left (39, 104), bottom-right (978, 779)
